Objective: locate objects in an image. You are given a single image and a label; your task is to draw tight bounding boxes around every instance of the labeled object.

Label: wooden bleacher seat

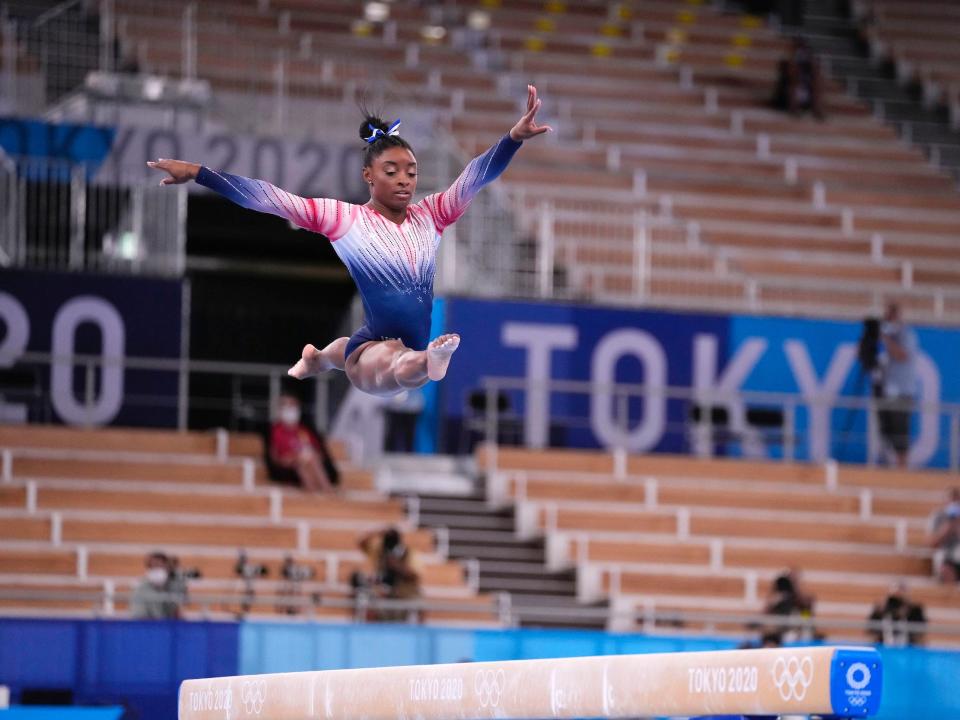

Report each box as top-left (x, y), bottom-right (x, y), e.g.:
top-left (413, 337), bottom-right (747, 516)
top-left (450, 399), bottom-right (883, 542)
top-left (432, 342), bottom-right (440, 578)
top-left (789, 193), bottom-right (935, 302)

top-left (99, 0), bottom-right (960, 322)
top-left (0, 425), bottom-right (495, 623)
top-left (480, 443), bottom-right (957, 643)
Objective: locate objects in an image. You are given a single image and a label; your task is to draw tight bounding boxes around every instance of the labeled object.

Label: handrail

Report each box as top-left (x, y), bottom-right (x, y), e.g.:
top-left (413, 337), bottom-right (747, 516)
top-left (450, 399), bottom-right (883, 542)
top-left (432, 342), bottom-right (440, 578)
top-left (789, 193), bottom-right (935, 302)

top-left (477, 374), bottom-right (960, 470)
top-left (0, 587), bottom-right (956, 642)
top-left (6, 350), bottom-right (336, 434)
top-left (481, 374), bottom-right (960, 415)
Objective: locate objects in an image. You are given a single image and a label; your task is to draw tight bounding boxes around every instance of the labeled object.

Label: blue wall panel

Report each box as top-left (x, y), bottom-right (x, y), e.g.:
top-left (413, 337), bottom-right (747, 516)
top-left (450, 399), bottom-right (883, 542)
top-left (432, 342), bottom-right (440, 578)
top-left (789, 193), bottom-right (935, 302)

top-left (0, 619), bottom-right (238, 720)
top-left (0, 620), bottom-right (81, 686)
top-left (3, 619), bottom-right (960, 719)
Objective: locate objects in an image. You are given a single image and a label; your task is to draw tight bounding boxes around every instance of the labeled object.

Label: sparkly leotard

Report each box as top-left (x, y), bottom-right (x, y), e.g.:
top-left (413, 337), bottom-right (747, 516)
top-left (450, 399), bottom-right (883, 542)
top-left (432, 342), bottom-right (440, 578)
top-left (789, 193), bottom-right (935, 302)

top-left (196, 134), bottom-right (522, 358)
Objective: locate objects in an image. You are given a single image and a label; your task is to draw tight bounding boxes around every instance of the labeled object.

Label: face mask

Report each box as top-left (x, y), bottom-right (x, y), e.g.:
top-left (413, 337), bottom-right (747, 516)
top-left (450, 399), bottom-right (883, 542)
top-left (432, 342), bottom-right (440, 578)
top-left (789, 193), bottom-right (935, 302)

top-left (146, 568), bottom-right (168, 586)
top-left (280, 407), bottom-right (300, 426)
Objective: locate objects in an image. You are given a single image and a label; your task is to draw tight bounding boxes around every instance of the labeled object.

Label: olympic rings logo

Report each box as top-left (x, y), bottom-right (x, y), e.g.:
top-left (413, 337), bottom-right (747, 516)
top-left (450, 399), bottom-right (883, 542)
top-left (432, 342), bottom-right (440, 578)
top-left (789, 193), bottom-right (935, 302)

top-left (474, 669), bottom-right (505, 708)
top-left (771, 656), bottom-right (814, 702)
top-left (240, 679), bottom-right (266, 715)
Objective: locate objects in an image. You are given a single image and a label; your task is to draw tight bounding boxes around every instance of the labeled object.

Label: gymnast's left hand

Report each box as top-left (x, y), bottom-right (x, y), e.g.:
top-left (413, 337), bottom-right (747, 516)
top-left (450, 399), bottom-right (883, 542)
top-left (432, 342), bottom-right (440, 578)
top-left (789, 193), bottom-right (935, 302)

top-left (509, 84), bottom-right (553, 142)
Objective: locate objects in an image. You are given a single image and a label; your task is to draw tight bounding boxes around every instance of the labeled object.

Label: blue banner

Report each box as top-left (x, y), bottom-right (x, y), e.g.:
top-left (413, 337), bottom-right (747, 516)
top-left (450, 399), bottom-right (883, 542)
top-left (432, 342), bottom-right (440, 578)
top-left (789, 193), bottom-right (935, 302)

top-left (440, 297), bottom-right (960, 467)
top-left (0, 116), bottom-right (367, 200)
top-left (729, 315), bottom-right (960, 467)
top-left (0, 269), bottom-right (184, 427)
top-left (0, 618), bottom-right (956, 720)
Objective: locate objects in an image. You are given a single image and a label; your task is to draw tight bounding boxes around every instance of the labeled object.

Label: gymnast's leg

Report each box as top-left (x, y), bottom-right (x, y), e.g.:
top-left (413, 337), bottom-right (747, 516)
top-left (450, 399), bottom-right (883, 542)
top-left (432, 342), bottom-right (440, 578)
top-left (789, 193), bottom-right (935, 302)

top-left (345, 334), bottom-right (460, 397)
top-left (288, 337), bottom-right (350, 379)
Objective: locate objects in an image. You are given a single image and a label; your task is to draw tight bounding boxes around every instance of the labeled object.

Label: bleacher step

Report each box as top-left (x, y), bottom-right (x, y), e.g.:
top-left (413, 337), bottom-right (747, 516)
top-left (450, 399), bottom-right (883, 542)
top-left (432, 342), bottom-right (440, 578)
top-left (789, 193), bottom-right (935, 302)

top-left (416, 496), bottom-right (510, 516)
top-left (480, 560), bottom-right (575, 578)
top-left (419, 513), bottom-right (514, 532)
top-left (448, 544), bottom-right (545, 563)
top-left (446, 529), bottom-right (541, 547)
top-left (479, 577), bottom-right (577, 595)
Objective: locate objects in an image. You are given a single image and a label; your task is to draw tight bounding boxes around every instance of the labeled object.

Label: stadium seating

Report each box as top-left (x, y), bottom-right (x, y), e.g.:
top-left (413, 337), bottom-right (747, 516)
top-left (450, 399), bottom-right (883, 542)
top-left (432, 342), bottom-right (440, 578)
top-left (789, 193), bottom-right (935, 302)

top-left (5, 0), bottom-right (959, 638)
top-left (477, 444), bottom-right (960, 646)
top-left (90, 0), bottom-right (960, 323)
top-left (857, 0), bottom-right (960, 111)
top-left (0, 425), bottom-right (498, 624)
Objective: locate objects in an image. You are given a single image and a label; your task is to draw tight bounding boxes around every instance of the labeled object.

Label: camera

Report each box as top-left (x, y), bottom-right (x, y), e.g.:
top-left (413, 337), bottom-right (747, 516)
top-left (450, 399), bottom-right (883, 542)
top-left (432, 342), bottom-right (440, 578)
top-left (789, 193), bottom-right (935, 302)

top-left (235, 551), bottom-right (268, 580)
top-left (173, 567), bottom-right (202, 580)
top-left (167, 556), bottom-right (202, 581)
top-left (281, 557), bottom-right (316, 582)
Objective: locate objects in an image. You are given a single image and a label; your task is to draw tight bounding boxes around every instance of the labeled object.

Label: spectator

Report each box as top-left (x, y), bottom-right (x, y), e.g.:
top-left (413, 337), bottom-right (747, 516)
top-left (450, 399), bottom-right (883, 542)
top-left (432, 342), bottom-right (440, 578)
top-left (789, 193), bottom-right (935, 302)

top-left (772, 37), bottom-right (824, 119)
top-left (269, 392), bottom-right (338, 492)
top-left (930, 499), bottom-right (960, 584)
top-left (130, 552), bottom-right (180, 620)
top-left (929, 488), bottom-right (960, 536)
top-left (877, 302), bottom-right (918, 468)
top-left (354, 527), bottom-right (422, 621)
top-left (763, 567), bottom-right (817, 641)
top-left (867, 581), bottom-right (926, 646)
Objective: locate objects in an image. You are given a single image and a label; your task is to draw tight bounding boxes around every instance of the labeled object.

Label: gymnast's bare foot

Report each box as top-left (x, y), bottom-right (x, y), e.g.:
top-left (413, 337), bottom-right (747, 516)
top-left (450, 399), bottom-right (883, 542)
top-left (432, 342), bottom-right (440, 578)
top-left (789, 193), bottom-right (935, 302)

top-left (288, 344), bottom-right (331, 379)
top-left (426, 334), bottom-right (460, 382)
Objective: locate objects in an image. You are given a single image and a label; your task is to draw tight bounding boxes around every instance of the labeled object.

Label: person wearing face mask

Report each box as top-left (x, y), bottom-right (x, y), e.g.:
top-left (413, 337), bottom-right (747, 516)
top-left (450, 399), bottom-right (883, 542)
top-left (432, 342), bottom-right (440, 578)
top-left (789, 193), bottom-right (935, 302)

top-left (131, 552), bottom-right (180, 620)
top-left (269, 392), bottom-right (337, 493)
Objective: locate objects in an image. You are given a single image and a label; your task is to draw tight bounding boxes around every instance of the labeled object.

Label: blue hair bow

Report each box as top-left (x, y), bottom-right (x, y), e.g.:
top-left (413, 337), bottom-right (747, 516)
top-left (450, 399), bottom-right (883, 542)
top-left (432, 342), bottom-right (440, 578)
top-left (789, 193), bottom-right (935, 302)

top-left (364, 119), bottom-right (401, 144)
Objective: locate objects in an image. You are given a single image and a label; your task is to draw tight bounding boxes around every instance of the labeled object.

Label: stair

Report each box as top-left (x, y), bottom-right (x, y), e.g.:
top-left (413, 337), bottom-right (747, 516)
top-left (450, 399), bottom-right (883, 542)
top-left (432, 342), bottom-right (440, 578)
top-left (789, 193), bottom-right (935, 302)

top-left (796, 0), bottom-right (960, 181)
top-left (407, 471), bottom-right (609, 630)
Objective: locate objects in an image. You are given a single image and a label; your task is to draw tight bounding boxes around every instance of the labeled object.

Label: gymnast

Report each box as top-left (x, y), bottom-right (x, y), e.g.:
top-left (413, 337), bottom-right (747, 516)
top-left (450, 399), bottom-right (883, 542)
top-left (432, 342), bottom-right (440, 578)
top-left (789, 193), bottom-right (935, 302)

top-left (148, 85), bottom-right (551, 397)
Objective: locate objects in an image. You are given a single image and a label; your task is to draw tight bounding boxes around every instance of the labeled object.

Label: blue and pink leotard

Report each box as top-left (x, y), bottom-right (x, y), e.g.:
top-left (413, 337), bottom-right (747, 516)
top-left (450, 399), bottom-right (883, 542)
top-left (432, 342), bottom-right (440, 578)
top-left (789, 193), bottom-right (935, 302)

top-left (196, 134), bottom-right (521, 359)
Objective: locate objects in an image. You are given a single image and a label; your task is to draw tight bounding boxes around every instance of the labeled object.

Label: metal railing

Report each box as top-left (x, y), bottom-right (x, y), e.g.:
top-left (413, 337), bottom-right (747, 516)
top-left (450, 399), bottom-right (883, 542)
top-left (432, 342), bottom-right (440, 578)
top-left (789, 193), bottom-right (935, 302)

top-left (0, 586), bottom-right (957, 646)
top-left (475, 376), bottom-right (960, 470)
top-left (0, 152), bottom-right (187, 276)
top-left (443, 195), bottom-right (960, 324)
top-left (2, 350), bottom-right (337, 433)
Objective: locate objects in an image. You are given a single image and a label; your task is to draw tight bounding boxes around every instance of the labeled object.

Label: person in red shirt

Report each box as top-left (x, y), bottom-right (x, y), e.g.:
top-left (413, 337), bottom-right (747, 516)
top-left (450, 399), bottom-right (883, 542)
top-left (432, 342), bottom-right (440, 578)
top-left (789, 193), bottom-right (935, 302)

top-left (270, 393), bottom-right (334, 492)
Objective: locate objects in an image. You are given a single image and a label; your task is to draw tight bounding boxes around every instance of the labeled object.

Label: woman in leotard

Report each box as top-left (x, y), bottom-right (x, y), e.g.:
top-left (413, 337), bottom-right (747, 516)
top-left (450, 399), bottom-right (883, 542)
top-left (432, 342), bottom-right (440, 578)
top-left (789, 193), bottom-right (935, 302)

top-left (149, 85), bottom-right (550, 397)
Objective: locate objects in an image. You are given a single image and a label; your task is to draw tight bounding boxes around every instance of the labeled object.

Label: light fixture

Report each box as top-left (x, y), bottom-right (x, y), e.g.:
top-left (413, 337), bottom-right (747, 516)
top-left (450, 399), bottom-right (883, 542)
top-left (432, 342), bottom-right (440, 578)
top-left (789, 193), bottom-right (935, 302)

top-left (364, 2), bottom-right (389, 22)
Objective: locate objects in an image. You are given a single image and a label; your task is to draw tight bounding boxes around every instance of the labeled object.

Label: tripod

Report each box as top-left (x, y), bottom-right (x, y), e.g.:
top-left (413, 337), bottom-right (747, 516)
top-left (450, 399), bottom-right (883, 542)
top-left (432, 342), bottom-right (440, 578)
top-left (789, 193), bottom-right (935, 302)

top-left (835, 361), bottom-right (882, 463)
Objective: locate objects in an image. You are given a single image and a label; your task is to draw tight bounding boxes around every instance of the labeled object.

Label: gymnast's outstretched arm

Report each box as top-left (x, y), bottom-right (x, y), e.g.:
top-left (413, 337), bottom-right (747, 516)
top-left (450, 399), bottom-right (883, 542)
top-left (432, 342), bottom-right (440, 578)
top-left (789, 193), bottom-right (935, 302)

top-left (422, 84), bottom-right (552, 231)
top-left (146, 159), bottom-right (353, 239)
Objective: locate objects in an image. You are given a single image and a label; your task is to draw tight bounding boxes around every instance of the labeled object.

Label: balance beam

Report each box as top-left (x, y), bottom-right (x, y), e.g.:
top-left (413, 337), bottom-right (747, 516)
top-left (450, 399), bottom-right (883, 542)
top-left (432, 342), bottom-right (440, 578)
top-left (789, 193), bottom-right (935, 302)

top-left (179, 645), bottom-right (881, 719)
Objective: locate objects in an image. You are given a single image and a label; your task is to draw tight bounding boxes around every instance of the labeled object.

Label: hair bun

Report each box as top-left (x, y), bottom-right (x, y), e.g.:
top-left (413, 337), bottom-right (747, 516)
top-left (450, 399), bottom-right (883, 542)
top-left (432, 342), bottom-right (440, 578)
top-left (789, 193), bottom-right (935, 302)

top-left (359, 115), bottom-right (389, 143)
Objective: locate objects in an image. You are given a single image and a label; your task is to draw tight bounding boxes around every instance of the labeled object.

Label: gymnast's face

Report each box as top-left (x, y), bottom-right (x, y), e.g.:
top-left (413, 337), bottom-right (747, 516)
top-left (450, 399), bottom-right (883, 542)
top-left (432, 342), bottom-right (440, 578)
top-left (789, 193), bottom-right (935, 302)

top-left (363, 147), bottom-right (418, 213)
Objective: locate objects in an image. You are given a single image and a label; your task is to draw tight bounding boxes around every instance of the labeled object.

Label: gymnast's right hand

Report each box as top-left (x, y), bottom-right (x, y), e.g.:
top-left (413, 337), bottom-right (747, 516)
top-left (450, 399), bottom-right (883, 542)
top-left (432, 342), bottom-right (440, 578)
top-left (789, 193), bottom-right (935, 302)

top-left (146, 158), bottom-right (201, 185)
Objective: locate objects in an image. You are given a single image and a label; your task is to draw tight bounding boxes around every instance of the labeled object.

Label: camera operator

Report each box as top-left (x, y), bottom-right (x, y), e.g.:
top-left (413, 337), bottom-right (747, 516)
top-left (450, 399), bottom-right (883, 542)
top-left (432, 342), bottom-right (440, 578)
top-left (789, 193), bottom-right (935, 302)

top-left (876, 302), bottom-right (918, 467)
top-left (278, 555), bottom-right (317, 615)
top-left (356, 527), bottom-right (422, 621)
top-left (867, 581), bottom-right (926, 646)
top-left (762, 567), bottom-right (817, 642)
top-left (166, 555), bottom-right (201, 610)
top-left (131, 551), bottom-right (181, 620)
